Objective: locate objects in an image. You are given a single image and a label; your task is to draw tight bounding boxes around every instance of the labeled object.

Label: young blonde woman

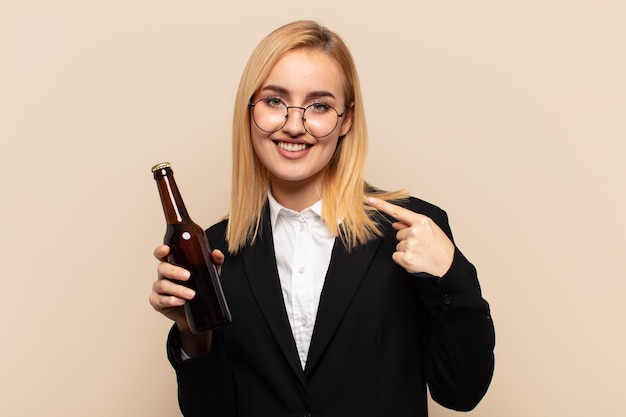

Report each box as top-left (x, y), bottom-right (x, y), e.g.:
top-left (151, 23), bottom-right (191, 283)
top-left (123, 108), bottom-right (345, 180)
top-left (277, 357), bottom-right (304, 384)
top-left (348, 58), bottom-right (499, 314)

top-left (150, 20), bottom-right (495, 417)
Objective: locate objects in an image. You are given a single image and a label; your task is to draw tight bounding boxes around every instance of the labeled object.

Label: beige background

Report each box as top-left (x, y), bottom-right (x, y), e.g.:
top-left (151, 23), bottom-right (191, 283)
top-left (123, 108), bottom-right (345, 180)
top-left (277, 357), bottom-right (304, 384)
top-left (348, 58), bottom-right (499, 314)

top-left (1, 1), bottom-right (625, 416)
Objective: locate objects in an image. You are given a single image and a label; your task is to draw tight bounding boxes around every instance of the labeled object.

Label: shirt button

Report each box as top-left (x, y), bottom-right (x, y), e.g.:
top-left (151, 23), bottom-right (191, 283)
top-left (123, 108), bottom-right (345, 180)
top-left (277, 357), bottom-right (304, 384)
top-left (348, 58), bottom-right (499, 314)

top-left (443, 294), bottom-right (452, 305)
top-left (299, 267), bottom-right (305, 274)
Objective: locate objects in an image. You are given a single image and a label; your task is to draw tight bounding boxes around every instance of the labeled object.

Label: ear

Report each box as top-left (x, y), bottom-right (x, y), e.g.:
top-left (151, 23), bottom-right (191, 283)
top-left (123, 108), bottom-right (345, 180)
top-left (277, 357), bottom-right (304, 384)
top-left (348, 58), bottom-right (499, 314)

top-left (339, 103), bottom-right (354, 136)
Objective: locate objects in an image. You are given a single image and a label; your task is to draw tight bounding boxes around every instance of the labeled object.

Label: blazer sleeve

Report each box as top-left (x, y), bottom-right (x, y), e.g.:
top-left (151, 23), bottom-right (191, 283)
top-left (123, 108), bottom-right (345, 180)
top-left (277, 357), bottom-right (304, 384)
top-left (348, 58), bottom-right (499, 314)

top-left (166, 316), bottom-right (236, 416)
top-left (412, 204), bottom-right (496, 411)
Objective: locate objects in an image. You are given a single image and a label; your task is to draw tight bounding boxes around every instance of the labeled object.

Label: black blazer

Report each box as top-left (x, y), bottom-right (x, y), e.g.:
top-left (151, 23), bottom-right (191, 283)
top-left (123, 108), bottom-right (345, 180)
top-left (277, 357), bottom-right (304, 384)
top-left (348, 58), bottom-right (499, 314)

top-left (167, 197), bottom-right (495, 417)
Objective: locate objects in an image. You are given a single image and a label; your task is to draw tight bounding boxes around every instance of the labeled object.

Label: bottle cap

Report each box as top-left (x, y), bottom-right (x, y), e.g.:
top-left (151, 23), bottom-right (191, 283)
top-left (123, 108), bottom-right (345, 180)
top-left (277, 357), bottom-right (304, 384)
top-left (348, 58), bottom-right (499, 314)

top-left (151, 162), bottom-right (172, 172)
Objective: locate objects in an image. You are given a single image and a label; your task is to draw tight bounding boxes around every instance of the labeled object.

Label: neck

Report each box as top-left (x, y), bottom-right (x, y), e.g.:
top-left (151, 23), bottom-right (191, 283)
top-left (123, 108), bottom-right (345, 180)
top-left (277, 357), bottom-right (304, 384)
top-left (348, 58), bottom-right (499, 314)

top-left (269, 177), bottom-right (321, 212)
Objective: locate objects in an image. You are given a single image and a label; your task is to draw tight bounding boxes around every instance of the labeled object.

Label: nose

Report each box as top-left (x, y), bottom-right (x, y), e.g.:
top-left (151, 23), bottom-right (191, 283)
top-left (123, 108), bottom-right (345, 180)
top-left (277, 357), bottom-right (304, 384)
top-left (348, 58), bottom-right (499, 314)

top-left (282, 105), bottom-right (307, 135)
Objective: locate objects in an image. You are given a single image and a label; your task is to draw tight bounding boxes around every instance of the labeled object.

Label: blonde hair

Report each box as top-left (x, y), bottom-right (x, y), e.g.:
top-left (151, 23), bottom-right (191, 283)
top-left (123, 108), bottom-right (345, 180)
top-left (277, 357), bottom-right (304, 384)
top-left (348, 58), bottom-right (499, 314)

top-left (226, 20), bottom-right (407, 253)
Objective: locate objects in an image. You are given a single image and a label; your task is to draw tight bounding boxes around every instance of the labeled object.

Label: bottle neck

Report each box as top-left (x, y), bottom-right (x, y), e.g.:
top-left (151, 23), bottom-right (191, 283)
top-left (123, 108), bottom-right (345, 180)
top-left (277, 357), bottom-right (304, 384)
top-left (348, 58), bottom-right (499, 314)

top-left (154, 167), bottom-right (191, 224)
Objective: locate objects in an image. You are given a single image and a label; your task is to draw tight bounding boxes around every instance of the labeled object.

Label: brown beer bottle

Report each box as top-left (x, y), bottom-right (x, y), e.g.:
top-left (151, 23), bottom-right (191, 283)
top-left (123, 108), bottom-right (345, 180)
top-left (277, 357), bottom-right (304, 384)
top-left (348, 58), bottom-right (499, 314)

top-left (151, 162), bottom-right (231, 334)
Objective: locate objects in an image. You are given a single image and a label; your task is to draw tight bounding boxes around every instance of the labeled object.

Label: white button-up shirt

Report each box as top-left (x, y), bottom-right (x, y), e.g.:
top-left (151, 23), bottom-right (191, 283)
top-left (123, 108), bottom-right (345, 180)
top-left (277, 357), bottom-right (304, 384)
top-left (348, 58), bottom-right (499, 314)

top-left (268, 193), bottom-right (335, 369)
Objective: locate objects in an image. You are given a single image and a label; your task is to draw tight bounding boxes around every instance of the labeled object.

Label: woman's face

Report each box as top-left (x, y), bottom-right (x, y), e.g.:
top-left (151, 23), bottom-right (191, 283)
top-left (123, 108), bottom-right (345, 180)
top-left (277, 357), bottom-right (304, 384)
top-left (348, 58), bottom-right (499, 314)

top-left (250, 48), bottom-right (352, 194)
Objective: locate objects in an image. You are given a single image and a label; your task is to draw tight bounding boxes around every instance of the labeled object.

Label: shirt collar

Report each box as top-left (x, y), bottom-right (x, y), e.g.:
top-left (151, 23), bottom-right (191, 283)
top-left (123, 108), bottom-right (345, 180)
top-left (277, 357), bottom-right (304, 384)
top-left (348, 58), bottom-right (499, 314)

top-left (268, 190), bottom-right (323, 229)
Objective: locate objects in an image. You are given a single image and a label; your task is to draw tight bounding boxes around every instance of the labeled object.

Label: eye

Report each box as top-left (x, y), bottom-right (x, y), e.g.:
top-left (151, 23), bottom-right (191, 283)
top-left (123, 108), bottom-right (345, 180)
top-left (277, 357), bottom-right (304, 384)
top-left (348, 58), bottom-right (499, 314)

top-left (308, 102), bottom-right (332, 114)
top-left (261, 97), bottom-right (285, 108)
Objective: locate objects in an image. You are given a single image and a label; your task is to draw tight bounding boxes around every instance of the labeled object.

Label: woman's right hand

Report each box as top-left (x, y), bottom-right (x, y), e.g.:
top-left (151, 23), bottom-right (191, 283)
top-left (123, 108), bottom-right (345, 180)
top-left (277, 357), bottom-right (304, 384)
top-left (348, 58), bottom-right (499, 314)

top-left (149, 245), bottom-right (196, 331)
top-left (149, 245), bottom-right (224, 357)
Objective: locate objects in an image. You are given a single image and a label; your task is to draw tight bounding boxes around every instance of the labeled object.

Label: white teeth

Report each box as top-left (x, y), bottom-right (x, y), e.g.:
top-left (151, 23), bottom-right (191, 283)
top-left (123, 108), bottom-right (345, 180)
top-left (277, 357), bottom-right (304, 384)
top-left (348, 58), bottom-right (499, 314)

top-left (277, 142), bottom-right (308, 152)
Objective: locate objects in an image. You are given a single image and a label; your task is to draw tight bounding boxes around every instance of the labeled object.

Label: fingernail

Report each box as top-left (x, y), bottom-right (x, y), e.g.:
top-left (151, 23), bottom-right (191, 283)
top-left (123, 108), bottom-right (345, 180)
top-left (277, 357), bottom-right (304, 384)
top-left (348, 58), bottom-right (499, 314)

top-left (185, 289), bottom-right (196, 299)
top-left (172, 297), bottom-right (186, 306)
top-left (368, 197), bottom-right (378, 205)
top-left (181, 270), bottom-right (191, 279)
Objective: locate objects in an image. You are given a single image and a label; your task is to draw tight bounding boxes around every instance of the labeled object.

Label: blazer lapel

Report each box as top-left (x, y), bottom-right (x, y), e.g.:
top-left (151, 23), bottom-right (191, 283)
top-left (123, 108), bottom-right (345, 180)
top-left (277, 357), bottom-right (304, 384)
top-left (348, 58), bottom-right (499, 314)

top-left (241, 209), bottom-right (306, 385)
top-left (305, 233), bottom-right (383, 374)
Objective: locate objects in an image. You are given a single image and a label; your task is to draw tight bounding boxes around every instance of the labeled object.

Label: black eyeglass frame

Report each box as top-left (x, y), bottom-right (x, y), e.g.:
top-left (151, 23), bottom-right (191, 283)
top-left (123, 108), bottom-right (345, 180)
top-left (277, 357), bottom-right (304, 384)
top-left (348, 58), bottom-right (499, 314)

top-left (248, 99), bottom-right (346, 139)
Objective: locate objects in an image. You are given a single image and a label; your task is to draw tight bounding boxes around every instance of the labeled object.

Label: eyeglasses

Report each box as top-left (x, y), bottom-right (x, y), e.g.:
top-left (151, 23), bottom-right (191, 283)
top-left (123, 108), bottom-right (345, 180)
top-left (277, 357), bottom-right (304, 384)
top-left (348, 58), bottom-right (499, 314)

top-left (249, 98), bottom-right (345, 139)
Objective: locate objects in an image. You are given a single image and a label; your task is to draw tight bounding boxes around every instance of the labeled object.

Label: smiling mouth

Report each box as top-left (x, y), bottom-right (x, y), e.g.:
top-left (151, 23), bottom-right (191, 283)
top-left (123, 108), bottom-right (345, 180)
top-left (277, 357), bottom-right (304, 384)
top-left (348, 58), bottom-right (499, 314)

top-left (275, 141), bottom-right (311, 152)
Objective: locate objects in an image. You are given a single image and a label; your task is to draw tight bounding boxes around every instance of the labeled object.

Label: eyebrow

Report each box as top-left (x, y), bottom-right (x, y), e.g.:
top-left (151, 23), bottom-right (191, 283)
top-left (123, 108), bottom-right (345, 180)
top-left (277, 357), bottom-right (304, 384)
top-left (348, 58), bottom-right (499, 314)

top-left (260, 84), bottom-right (337, 100)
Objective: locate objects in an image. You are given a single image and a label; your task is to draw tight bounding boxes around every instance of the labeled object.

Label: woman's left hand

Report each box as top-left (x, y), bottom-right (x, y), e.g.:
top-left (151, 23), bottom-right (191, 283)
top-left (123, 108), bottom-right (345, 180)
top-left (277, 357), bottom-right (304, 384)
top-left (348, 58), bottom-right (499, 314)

top-left (368, 197), bottom-right (455, 277)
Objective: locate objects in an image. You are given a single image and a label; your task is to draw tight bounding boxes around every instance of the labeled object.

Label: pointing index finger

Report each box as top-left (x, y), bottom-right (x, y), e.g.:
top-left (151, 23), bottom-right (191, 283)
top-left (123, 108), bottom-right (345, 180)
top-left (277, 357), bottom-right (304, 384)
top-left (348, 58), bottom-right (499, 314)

top-left (367, 197), bottom-right (417, 225)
